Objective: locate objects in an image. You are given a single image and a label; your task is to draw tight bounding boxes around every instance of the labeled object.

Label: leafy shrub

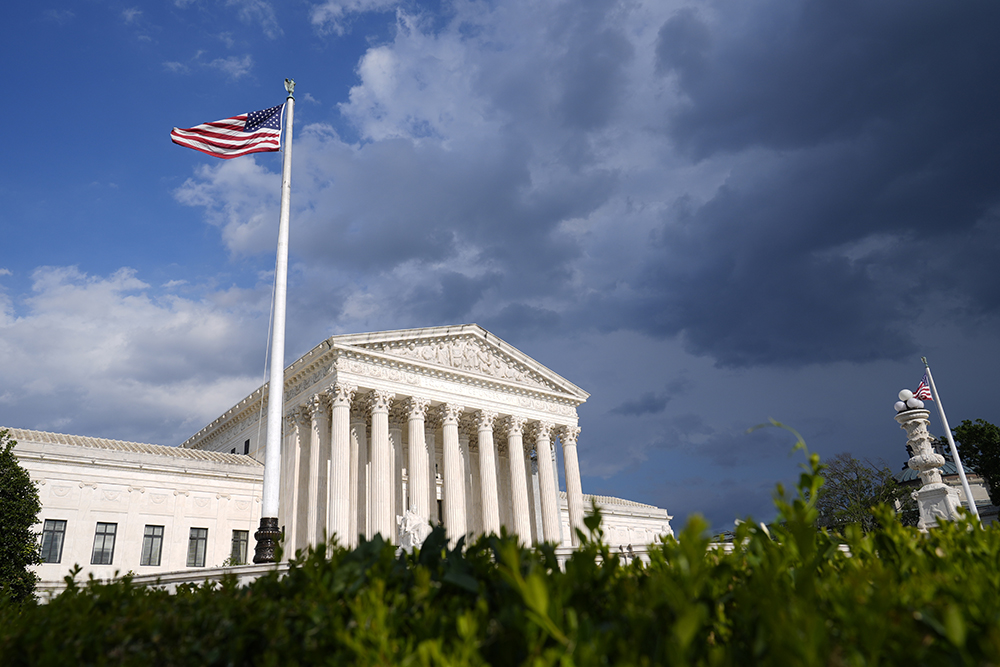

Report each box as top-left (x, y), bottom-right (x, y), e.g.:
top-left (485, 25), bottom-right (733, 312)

top-left (2, 429), bottom-right (999, 665)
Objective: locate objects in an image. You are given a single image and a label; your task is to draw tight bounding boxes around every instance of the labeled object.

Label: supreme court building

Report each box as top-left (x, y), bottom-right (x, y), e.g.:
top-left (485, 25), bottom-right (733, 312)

top-left (14, 324), bottom-right (673, 588)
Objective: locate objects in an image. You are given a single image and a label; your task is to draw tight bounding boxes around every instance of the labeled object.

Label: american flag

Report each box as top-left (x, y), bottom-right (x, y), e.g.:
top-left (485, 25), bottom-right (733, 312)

top-left (914, 373), bottom-right (933, 401)
top-left (171, 104), bottom-right (284, 159)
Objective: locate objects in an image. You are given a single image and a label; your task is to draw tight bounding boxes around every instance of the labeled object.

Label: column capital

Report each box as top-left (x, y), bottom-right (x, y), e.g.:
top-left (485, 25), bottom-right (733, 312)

top-left (475, 410), bottom-right (497, 432)
top-left (306, 393), bottom-right (328, 418)
top-left (439, 403), bottom-right (465, 426)
top-left (532, 421), bottom-right (555, 441)
top-left (294, 405), bottom-right (312, 428)
top-left (367, 389), bottom-right (395, 414)
top-left (504, 415), bottom-right (527, 436)
top-left (326, 382), bottom-right (357, 408)
top-left (405, 396), bottom-right (431, 421)
top-left (560, 426), bottom-right (581, 447)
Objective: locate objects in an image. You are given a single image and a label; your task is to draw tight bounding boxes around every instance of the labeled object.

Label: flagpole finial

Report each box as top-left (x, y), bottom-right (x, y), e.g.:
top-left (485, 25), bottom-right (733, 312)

top-left (284, 78), bottom-right (295, 99)
top-left (921, 356), bottom-right (928, 367)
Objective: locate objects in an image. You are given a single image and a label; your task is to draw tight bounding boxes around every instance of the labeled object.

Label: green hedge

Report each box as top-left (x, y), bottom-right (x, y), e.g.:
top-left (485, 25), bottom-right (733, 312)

top-left (2, 440), bottom-right (999, 666)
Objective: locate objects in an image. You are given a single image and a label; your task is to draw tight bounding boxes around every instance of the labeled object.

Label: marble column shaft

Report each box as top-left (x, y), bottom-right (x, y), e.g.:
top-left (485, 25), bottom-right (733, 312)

top-left (279, 414), bottom-right (299, 556)
top-left (425, 427), bottom-right (438, 523)
top-left (349, 413), bottom-right (367, 545)
top-left (390, 422), bottom-right (404, 531)
top-left (327, 383), bottom-right (355, 546)
top-left (368, 390), bottom-right (395, 540)
top-left (293, 409), bottom-right (311, 553)
top-left (477, 410), bottom-right (501, 536)
top-left (534, 423), bottom-right (561, 543)
top-left (460, 433), bottom-right (474, 538)
top-left (525, 450), bottom-right (539, 543)
top-left (466, 433), bottom-right (483, 536)
top-left (561, 426), bottom-right (585, 547)
top-left (441, 404), bottom-right (467, 543)
top-left (498, 444), bottom-right (513, 531)
top-left (306, 394), bottom-right (330, 545)
top-left (505, 416), bottom-right (532, 543)
top-left (406, 398), bottom-right (432, 522)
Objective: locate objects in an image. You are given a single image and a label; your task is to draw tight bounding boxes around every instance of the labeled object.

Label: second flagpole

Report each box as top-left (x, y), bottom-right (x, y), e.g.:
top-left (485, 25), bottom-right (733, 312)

top-left (254, 78), bottom-right (296, 563)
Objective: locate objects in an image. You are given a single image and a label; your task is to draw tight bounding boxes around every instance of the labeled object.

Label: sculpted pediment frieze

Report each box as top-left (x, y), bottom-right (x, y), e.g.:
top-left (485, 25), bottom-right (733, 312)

top-left (351, 337), bottom-right (555, 392)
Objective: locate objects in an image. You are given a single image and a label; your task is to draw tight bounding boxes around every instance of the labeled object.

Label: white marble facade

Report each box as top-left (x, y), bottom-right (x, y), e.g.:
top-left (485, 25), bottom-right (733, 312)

top-left (182, 324), bottom-right (636, 550)
top-left (11, 429), bottom-right (263, 593)
top-left (13, 324), bottom-right (672, 588)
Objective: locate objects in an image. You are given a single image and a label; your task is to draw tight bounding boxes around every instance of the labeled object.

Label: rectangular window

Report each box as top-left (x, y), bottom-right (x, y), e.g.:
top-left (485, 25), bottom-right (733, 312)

top-left (39, 519), bottom-right (67, 563)
top-left (243, 439), bottom-right (250, 455)
top-left (187, 527), bottom-right (208, 567)
top-left (231, 530), bottom-right (249, 565)
top-left (140, 525), bottom-right (164, 566)
top-left (91, 522), bottom-right (117, 565)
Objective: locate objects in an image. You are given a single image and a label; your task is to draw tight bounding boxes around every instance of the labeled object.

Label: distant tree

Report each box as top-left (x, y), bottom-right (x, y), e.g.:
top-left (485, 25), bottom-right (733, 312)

top-left (816, 453), bottom-right (915, 532)
top-left (0, 430), bottom-right (41, 603)
top-left (953, 419), bottom-right (1000, 506)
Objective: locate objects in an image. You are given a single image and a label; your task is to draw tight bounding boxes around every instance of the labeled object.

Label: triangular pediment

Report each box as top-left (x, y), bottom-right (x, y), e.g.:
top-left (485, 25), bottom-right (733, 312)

top-left (328, 324), bottom-right (589, 401)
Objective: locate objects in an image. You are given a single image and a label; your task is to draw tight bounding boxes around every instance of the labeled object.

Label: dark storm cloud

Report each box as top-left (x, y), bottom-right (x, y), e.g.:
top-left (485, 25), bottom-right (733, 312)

top-left (550, 0), bottom-right (634, 130)
top-left (658, 2), bottom-right (1000, 161)
top-left (402, 270), bottom-right (503, 323)
top-left (653, 478), bottom-right (781, 532)
top-left (295, 130), bottom-right (615, 294)
top-left (647, 415), bottom-right (792, 468)
top-left (608, 1), bottom-right (1000, 367)
top-left (610, 390), bottom-right (670, 416)
top-left (481, 303), bottom-right (561, 340)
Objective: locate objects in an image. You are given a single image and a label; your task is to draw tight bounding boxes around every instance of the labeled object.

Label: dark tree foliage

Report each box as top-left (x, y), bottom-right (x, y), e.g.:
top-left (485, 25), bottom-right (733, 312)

top-left (0, 430), bottom-right (41, 604)
top-left (954, 419), bottom-right (1000, 506)
top-left (816, 453), bottom-right (914, 532)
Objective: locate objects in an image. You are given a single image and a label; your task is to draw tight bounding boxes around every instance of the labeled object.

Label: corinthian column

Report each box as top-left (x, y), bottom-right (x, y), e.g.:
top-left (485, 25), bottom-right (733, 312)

top-left (368, 390), bottom-right (395, 540)
top-left (406, 397), bottom-right (432, 522)
top-left (561, 426), bottom-right (584, 546)
top-left (292, 408), bottom-right (311, 553)
top-left (505, 416), bottom-right (532, 543)
top-left (349, 409), bottom-right (367, 545)
top-left (425, 425), bottom-right (438, 523)
top-left (534, 422), bottom-right (560, 543)
top-left (279, 413), bottom-right (300, 557)
top-left (476, 410), bottom-right (501, 536)
top-left (389, 419), bottom-right (404, 533)
top-left (440, 404), bottom-right (467, 544)
top-left (465, 429), bottom-right (483, 536)
top-left (305, 394), bottom-right (330, 546)
top-left (326, 383), bottom-right (355, 546)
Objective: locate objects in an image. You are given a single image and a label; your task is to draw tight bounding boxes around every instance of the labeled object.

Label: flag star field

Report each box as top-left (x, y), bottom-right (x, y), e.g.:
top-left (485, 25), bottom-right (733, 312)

top-left (2, 0), bottom-right (999, 529)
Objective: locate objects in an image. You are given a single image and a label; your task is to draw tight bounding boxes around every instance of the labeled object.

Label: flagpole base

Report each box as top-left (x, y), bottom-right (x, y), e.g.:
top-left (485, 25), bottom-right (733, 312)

top-left (253, 517), bottom-right (281, 564)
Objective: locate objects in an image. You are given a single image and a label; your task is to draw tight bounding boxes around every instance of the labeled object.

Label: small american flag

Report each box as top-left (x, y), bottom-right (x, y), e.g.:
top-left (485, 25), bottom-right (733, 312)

top-left (914, 374), bottom-right (933, 401)
top-left (171, 104), bottom-right (283, 159)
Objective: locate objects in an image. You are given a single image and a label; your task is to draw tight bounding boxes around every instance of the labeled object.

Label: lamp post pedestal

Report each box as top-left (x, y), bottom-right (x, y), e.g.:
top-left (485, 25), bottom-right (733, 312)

top-left (895, 408), bottom-right (961, 530)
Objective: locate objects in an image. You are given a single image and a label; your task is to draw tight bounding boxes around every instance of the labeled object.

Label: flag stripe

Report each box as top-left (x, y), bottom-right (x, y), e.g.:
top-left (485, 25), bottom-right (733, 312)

top-left (170, 105), bottom-right (283, 160)
top-left (170, 129), bottom-right (280, 152)
top-left (914, 373), bottom-right (933, 401)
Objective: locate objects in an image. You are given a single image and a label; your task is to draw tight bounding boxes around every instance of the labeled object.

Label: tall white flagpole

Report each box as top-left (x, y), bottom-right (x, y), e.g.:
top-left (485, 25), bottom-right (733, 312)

top-left (253, 78), bottom-right (295, 563)
top-left (921, 356), bottom-right (980, 521)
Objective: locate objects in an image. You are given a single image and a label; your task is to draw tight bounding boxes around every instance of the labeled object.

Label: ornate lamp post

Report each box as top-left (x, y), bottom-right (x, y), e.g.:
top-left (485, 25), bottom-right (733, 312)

top-left (894, 389), bottom-right (961, 530)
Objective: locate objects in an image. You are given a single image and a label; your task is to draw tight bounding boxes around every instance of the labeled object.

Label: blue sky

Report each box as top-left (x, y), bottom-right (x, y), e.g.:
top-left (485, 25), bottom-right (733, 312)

top-left (3, 0), bottom-right (1000, 531)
